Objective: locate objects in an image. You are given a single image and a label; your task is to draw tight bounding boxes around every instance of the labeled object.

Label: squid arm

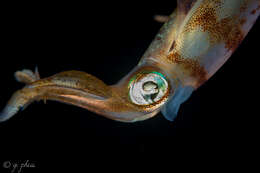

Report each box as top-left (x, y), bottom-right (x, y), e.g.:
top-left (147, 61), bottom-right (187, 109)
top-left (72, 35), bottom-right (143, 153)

top-left (1, 0), bottom-right (259, 123)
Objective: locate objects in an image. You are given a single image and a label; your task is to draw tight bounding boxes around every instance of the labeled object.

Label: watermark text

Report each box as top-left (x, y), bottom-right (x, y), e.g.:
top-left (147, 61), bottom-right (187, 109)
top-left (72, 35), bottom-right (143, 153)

top-left (2, 160), bottom-right (35, 173)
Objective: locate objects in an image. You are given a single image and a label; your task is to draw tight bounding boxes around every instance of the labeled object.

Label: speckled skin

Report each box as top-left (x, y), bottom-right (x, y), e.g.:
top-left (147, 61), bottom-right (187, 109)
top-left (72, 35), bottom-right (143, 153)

top-left (142, 0), bottom-right (259, 88)
top-left (1, 0), bottom-right (259, 123)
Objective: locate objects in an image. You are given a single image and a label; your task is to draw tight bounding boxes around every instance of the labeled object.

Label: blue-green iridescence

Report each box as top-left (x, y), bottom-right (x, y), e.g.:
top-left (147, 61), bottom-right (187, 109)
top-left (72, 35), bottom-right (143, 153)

top-left (148, 71), bottom-right (167, 94)
top-left (128, 71), bottom-right (166, 87)
top-left (150, 71), bottom-right (166, 80)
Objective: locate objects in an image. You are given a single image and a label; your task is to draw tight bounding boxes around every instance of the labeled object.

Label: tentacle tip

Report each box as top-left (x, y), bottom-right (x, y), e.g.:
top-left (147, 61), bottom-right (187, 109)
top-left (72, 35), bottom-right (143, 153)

top-left (0, 105), bottom-right (19, 123)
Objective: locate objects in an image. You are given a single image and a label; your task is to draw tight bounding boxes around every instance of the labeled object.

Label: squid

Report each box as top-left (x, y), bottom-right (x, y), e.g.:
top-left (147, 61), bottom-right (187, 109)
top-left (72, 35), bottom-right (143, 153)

top-left (0, 0), bottom-right (259, 123)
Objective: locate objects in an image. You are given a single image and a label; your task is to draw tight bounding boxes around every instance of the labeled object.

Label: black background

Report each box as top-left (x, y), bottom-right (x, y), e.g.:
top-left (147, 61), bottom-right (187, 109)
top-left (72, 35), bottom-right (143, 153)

top-left (0, 1), bottom-right (259, 170)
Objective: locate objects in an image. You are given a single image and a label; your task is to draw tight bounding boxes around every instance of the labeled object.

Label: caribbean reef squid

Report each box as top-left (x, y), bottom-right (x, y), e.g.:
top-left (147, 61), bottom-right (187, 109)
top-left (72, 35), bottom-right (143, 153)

top-left (1, 0), bottom-right (259, 122)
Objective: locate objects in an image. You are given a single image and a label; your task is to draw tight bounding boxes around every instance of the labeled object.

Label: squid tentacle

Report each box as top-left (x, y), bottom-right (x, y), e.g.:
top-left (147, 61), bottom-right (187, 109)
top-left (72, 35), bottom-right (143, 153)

top-left (0, 70), bottom-right (112, 122)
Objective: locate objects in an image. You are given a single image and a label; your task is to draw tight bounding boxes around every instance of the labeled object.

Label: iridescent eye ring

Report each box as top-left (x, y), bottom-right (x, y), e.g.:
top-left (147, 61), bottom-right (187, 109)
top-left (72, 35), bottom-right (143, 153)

top-left (128, 72), bottom-right (169, 105)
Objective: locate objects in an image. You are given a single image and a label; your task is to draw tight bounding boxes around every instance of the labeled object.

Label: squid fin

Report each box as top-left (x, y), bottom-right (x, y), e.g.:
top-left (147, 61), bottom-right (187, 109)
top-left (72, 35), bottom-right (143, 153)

top-left (161, 86), bottom-right (194, 121)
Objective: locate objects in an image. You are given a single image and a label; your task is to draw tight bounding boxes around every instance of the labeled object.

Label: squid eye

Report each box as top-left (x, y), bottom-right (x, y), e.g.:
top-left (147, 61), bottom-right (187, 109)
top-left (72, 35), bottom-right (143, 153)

top-left (129, 72), bottom-right (169, 105)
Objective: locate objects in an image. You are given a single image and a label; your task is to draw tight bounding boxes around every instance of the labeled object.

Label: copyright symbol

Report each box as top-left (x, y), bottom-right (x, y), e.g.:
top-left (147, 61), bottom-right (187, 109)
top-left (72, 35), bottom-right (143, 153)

top-left (3, 161), bottom-right (11, 169)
